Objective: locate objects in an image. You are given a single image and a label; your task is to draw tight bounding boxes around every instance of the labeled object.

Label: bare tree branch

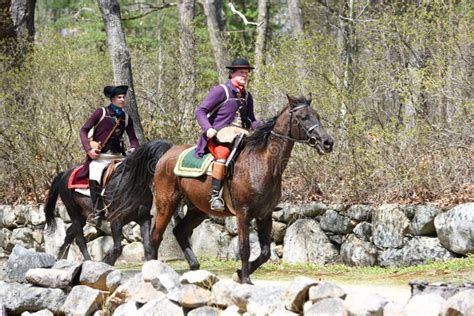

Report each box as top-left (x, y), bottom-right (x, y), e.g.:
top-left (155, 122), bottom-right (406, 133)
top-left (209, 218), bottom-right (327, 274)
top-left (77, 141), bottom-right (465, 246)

top-left (122, 1), bottom-right (176, 20)
top-left (227, 1), bottom-right (262, 26)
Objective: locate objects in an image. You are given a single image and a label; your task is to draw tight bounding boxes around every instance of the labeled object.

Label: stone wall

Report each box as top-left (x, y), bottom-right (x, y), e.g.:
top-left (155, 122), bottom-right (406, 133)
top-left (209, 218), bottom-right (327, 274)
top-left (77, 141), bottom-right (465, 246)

top-left (1, 245), bottom-right (473, 315)
top-left (0, 202), bottom-right (473, 266)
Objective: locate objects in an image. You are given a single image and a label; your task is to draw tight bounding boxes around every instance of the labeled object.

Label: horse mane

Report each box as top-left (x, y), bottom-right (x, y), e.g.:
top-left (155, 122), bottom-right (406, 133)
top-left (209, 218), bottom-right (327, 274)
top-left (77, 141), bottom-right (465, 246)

top-left (107, 140), bottom-right (173, 219)
top-left (243, 105), bottom-right (288, 151)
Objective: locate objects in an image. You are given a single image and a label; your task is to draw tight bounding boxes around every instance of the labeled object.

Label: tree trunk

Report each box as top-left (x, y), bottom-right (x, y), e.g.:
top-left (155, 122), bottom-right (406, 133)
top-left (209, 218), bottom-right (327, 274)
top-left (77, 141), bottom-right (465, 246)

top-left (200, 0), bottom-right (228, 82)
top-left (11, 0), bottom-right (35, 53)
top-left (0, 0), bottom-right (35, 70)
top-left (178, 0), bottom-right (196, 124)
top-left (288, 0), bottom-right (304, 34)
top-left (254, 0), bottom-right (269, 81)
top-left (337, 0), bottom-right (356, 124)
top-left (156, 11), bottom-right (164, 94)
top-left (0, 0), bottom-right (16, 70)
top-left (97, 0), bottom-right (145, 143)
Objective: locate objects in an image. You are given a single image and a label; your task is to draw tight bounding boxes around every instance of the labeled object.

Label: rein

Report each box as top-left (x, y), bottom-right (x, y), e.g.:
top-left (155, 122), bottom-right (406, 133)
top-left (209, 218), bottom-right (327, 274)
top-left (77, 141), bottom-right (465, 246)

top-left (270, 103), bottom-right (320, 147)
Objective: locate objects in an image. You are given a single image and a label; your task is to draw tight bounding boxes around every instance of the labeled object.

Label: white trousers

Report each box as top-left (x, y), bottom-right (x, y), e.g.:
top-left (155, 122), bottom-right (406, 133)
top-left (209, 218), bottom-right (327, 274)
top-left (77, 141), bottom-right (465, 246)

top-left (89, 153), bottom-right (124, 182)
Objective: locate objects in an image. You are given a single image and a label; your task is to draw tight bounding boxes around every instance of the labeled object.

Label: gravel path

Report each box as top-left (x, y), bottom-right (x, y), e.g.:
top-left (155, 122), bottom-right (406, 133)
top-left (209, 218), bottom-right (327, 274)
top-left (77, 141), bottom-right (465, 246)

top-left (252, 279), bottom-right (412, 304)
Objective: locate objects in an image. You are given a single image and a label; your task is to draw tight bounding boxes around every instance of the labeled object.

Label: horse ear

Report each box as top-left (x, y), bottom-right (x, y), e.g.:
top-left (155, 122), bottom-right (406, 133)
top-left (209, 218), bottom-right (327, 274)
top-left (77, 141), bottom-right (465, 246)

top-left (286, 94), bottom-right (296, 107)
top-left (307, 93), bottom-right (313, 104)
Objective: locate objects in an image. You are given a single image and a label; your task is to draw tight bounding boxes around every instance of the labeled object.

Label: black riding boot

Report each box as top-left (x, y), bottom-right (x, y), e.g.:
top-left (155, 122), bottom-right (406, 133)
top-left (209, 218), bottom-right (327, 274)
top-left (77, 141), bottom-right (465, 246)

top-left (87, 180), bottom-right (104, 227)
top-left (210, 177), bottom-right (225, 211)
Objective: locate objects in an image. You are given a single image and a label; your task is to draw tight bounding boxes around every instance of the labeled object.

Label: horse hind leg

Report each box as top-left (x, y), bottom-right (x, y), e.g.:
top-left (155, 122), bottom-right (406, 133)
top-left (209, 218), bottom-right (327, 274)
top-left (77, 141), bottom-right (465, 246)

top-left (74, 225), bottom-right (92, 261)
top-left (103, 221), bottom-right (123, 265)
top-left (172, 206), bottom-right (207, 270)
top-left (56, 225), bottom-right (76, 260)
top-left (151, 196), bottom-right (180, 259)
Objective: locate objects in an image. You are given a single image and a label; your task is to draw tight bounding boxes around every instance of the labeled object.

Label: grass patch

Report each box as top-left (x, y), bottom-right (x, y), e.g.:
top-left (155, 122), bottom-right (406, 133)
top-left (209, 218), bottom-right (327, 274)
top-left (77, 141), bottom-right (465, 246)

top-left (116, 254), bottom-right (474, 286)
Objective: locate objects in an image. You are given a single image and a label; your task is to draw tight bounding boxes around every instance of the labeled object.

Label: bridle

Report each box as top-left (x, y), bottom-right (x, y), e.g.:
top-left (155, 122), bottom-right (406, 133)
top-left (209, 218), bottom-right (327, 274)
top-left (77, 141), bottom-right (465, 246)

top-left (270, 103), bottom-right (321, 147)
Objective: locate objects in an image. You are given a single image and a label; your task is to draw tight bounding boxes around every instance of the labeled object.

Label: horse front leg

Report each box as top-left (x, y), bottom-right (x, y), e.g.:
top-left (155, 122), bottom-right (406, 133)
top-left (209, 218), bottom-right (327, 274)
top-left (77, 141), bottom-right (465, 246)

top-left (139, 214), bottom-right (154, 261)
top-left (249, 214), bottom-right (272, 274)
top-left (235, 213), bottom-right (252, 284)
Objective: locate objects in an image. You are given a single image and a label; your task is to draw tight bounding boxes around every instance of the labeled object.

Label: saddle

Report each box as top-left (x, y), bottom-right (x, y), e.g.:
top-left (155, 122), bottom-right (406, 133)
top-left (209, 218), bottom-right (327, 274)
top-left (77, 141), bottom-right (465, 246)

top-left (174, 131), bottom-right (246, 178)
top-left (101, 159), bottom-right (122, 187)
top-left (68, 160), bottom-right (122, 190)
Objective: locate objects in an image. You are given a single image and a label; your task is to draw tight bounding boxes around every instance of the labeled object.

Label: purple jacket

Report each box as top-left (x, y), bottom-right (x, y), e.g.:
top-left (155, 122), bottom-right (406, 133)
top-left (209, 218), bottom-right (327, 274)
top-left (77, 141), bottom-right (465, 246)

top-left (76, 105), bottom-right (140, 180)
top-left (194, 80), bottom-right (260, 158)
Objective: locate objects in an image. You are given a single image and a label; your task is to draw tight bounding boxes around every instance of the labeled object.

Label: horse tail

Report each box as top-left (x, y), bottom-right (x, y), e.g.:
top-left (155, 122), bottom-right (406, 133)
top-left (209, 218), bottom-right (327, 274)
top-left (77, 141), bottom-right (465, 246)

top-left (108, 140), bottom-right (173, 219)
top-left (44, 172), bottom-right (63, 232)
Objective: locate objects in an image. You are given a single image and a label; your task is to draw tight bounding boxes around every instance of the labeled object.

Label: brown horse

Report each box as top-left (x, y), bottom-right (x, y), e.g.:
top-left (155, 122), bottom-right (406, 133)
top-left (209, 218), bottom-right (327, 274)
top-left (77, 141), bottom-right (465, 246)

top-left (148, 94), bottom-right (333, 284)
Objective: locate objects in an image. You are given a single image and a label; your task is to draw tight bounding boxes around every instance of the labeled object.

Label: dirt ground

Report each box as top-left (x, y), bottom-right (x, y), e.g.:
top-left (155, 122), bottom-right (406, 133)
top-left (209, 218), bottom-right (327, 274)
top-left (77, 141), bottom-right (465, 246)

top-left (253, 279), bottom-right (411, 304)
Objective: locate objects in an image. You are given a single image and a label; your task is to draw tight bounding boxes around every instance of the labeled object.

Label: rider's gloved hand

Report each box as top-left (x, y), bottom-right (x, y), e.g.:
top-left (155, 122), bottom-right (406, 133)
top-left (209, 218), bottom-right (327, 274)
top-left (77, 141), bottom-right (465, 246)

top-left (206, 128), bottom-right (217, 139)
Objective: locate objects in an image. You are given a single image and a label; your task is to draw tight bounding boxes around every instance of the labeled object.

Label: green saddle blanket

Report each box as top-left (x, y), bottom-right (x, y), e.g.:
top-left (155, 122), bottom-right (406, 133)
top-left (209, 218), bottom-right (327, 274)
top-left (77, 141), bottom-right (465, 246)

top-left (174, 146), bottom-right (214, 178)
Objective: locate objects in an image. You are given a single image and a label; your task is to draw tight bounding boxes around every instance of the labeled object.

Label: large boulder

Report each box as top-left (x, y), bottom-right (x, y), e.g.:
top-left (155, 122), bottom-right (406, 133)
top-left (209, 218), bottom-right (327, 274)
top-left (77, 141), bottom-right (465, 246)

top-left (340, 234), bottom-right (378, 266)
top-left (283, 219), bottom-right (339, 264)
top-left (378, 237), bottom-right (457, 267)
top-left (43, 218), bottom-right (68, 258)
top-left (1, 205), bottom-right (28, 228)
top-left (190, 219), bottom-right (232, 259)
top-left (372, 204), bottom-right (410, 248)
top-left (79, 260), bottom-right (117, 291)
top-left (441, 289), bottom-right (474, 316)
top-left (8, 227), bottom-right (35, 250)
top-left (434, 203), bottom-right (474, 255)
top-left (409, 204), bottom-right (441, 236)
top-left (404, 293), bottom-right (446, 316)
top-left (353, 222), bottom-right (372, 242)
top-left (227, 230), bottom-right (261, 261)
top-left (272, 202), bottom-right (328, 224)
top-left (116, 241), bottom-right (145, 263)
top-left (3, 245), bottom-right (56, 283)
top-left (283, 276), bottom-right (318, 313)
top-left (158, 216), bottom-right (185, 260)
top-left (142, 260), bottom-right (181, 293)
top-left (344, 292), bottom-right (388, 315)
top-left (320, 210), bottom-right (354, 234)
top-left (232, 284), bottom-right (286, 314)
top-left (0, 281), bottom-right (66, 314)
top-left (62, 285), bottom-right (105, 315)
top-left (344, 204), bottom-right (373, 222)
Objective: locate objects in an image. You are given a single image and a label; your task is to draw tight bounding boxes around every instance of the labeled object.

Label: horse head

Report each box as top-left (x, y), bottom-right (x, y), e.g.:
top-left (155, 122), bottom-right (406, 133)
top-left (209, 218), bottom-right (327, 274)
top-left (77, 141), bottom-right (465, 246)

top-left (286, 94), bottom-right (334, 154)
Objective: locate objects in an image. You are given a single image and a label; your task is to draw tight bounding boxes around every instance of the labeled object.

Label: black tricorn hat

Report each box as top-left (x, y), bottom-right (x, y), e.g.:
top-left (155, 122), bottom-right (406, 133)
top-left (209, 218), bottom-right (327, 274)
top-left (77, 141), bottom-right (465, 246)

top-left (103, 85), bottom-right (128, 98)
top-left (226, 58), bottom-right (255, 70)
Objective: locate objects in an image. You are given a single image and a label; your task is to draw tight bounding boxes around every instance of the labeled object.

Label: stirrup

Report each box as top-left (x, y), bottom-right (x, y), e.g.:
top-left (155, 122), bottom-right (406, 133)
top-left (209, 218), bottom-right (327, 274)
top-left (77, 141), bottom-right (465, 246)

top-left (210, 196), bottom-right (225, 211)
top-left (86, 211), bottom-right (103, 227)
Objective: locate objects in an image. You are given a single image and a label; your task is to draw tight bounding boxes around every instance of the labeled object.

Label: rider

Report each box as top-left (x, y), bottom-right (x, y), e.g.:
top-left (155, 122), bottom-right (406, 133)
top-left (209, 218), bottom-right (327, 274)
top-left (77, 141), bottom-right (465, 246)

top-left (78, 85), bottom-right (140, 226)
top-left (194, 58), bottom-right (260, 211)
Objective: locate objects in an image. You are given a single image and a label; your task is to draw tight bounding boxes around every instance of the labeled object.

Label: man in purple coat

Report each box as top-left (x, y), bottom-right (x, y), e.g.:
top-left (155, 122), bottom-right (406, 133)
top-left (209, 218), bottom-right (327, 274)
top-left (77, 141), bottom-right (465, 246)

top-left (78, 85), bottom-right (140, 226)
top-left (195, 58), bottom-right (260, 211)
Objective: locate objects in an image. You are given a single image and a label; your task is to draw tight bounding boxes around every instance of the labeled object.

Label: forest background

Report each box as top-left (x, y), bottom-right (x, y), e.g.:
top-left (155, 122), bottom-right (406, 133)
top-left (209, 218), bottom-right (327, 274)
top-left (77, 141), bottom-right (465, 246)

top-left (0, 0), bottom-right (472, 206)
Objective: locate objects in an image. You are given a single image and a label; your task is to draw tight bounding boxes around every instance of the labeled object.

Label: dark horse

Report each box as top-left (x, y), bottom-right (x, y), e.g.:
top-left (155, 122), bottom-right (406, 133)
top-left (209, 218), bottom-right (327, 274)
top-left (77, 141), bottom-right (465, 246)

top-left (149, 94), bottom-right (334, 284)
top-left (44, 140), bottom-right (172, 265)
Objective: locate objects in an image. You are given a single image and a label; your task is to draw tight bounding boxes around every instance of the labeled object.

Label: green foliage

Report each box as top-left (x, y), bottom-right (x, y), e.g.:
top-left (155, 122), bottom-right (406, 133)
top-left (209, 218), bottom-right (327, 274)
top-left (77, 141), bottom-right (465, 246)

top-left (0, 31), bottom-right (111, 200)
top-left (116, 256), bottom-right (474, 285)
top-left (0, 1), bottom-right (472, 205)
